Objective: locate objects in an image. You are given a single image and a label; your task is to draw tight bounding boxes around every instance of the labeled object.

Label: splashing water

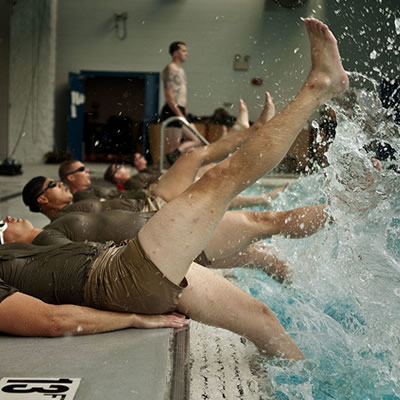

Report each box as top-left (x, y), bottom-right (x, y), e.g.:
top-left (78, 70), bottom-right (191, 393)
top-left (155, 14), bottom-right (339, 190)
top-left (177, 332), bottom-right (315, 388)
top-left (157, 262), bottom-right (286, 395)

top-left (240, 73), bottom-right (400, 398)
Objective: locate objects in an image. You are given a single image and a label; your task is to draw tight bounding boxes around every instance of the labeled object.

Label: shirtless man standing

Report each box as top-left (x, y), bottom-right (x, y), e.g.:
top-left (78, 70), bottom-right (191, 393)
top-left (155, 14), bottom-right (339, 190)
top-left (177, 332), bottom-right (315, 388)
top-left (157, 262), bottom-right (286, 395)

top-left (160, 41), bottom-right (201, 164)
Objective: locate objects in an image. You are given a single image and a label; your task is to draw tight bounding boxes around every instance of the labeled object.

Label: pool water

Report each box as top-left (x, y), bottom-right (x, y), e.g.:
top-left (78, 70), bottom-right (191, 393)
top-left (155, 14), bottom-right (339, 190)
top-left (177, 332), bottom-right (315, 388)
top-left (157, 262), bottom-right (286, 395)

top-left (237, 76), bottom-right (400, 399)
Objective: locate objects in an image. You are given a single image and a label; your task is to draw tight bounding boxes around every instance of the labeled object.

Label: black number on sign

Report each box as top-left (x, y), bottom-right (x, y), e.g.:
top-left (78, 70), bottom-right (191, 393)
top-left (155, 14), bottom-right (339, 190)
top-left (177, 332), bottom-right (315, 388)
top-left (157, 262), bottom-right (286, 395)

top-left (4, 379), bottom-right (72, 384)
top-left (2, 384), bottom-right (70, 394)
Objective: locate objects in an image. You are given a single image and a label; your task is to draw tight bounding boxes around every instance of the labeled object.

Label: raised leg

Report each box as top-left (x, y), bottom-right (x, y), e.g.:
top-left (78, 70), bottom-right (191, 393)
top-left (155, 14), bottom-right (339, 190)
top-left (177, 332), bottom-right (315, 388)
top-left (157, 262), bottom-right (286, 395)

top-left (177, 263), bottom-right (304, 359)
top-left (227, 182), bottom-right (288, 209)
top-left (203, 205), bottom-right (327, 260)
top-left (154, 96), bottom-right (275, 202)
top-left (208, 242), bottom-right (292, 283)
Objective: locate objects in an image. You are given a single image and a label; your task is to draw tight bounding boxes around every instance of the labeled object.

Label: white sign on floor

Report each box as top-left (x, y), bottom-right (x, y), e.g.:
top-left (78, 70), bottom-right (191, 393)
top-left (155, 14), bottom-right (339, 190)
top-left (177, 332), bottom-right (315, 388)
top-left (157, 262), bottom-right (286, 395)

top-left (0, 378), bottom-right (81, 400)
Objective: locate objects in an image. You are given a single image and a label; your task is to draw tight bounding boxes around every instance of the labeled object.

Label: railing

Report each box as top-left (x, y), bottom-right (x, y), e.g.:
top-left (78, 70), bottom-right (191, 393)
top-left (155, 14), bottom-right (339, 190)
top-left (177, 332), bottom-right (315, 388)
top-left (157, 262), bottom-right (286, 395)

top-left (159, 117), bottom-right (209, 172)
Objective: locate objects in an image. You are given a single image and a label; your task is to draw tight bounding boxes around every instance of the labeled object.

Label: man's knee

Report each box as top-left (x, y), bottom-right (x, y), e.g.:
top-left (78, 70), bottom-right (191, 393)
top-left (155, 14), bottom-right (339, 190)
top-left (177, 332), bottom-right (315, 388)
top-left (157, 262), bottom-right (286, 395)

top-left (247, 211), bottom-right (276, 226)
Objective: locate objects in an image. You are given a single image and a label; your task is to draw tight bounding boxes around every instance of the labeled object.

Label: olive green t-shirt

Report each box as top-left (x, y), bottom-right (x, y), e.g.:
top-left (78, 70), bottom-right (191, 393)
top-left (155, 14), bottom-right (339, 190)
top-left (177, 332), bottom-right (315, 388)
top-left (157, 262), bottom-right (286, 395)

top-left (0, 241), bottom-right (109, 305)
top-left (52, 198), bottom-right (147, 221)
top-left (34, 210), bottom-right (155, 246)
top-left (72, 186), bottom-right (147, 203)
top-left (123, 167), bottom-right (161, 191)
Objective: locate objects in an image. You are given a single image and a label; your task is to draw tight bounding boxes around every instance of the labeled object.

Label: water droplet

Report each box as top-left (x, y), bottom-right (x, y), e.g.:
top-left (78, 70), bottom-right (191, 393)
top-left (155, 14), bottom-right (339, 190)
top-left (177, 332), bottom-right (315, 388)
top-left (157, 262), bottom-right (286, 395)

top-left (369, 50), bottom-right (378, 59)
top-left (294, 47), bottom-right (300, 54)
top-left (395, 18), bottom-right (400, 35)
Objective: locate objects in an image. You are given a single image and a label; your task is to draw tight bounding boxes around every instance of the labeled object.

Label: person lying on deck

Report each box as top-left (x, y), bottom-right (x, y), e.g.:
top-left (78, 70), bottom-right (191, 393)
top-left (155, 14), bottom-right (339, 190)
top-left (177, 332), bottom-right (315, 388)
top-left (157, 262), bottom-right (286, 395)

top-left (2, 193), bottom-right (327, 283)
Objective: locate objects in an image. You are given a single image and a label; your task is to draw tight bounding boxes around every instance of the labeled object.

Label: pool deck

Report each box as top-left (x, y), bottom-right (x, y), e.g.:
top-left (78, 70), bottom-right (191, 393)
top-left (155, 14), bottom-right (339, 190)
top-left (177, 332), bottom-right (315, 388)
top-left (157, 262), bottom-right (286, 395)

top-left (0, 161), bottom-right (296, 399)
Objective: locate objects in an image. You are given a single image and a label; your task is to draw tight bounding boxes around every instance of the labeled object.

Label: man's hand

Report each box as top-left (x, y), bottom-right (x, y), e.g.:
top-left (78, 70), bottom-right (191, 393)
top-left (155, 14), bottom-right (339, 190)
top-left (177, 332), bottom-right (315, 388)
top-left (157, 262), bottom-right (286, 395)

top-left (132, 312), bottom-right (190, 329)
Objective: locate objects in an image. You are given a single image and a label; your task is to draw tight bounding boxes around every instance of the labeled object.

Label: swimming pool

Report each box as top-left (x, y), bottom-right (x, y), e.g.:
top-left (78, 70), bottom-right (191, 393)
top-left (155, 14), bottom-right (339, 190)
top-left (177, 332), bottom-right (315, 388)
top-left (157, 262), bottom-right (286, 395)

top-left (236, 77), bottom-right (400, 399)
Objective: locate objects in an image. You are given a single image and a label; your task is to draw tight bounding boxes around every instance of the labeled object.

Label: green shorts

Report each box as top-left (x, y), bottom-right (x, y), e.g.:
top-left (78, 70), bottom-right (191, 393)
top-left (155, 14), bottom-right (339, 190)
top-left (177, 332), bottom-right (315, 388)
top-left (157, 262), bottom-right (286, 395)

top-left (84, 237), bottom-right (188, 314)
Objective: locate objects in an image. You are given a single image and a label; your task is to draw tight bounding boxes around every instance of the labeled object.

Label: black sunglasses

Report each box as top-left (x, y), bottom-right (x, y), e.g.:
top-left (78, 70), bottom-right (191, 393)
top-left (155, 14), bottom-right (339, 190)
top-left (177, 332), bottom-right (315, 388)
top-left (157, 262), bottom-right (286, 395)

top-left (0, 220), bottom-right (8, 245)
top-left (111, 164), bottom-right (123, 178)
top-left (36, 180), bottom-right (58, 200)
top-left (65, 165), bottom-right (85, 177)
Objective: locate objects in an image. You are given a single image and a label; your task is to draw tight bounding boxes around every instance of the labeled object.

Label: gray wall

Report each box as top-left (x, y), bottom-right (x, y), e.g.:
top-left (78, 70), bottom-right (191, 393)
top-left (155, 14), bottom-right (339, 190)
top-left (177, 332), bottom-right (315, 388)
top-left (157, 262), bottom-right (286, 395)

top-left (6, 0), bottom-right (400, 163)
top-left (0, 0), bottom-right (10, 160)
top-left (9, 0), bottom-right (57, 163)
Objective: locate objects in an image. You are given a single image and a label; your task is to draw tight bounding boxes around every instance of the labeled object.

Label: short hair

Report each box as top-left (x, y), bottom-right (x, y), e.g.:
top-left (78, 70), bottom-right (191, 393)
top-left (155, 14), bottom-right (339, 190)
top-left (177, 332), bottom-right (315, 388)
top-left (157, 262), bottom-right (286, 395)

top-left (364, 140), bottom-right (397, 162)
top-left (22, 176), bottom-right (46, 212)
top-left (169, 41), bottom-right (186, 56)
top-left (59, 160), bottom-right (78, 182)
top-left (211, 108), bottom-right (235, 127)
top-left (104, 164), bottom-right (117, 183)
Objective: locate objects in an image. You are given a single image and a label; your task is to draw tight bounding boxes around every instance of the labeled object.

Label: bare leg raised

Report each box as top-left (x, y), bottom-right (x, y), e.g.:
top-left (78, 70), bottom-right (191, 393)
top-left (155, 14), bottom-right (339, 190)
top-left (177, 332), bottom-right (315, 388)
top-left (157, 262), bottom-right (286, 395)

top-left (208, 242), bottom-right (292, 283)
top-left (177, 264), bottom-right (304, 359)
top-left (203, 204), bottom-right (328, 260)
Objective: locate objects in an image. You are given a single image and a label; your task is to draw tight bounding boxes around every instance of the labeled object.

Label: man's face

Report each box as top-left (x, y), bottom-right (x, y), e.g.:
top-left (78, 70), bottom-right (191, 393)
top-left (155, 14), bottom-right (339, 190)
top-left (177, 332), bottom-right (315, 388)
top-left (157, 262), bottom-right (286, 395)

top-left (175, 44), bottom-right (188, 63)
top-left (133, 153), bottom-right (147, 171)
top-left (66, 161), bottom-right (91, 191)
top-left (2, 216), bottom-right (34, 243)
top-left (38, 178), bottom-right (73, 208)
top-left (113, 165), bottom-right (131, 184)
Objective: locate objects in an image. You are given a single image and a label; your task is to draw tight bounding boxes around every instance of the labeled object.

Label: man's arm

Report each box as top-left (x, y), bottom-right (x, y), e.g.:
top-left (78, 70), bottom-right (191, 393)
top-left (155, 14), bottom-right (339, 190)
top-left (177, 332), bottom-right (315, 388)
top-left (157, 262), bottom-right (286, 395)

top-left (0, 292), bottom-right (189, 337)
top-left (164, 87), bottom-right (186, 119)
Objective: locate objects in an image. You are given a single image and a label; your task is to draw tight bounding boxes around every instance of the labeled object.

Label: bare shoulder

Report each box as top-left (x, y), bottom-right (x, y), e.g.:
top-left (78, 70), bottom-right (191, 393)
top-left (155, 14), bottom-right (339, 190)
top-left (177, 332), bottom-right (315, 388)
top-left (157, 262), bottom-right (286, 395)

top-left (163, 62), bottom-right (178, 76)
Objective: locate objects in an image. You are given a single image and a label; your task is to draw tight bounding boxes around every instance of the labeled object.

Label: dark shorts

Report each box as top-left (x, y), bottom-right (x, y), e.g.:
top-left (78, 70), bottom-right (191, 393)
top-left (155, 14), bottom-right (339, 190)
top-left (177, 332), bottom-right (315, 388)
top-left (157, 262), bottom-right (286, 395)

top-left (160, 104), bottom-right (188, 127)
top-left (83, 237), bottom-right (188, 314)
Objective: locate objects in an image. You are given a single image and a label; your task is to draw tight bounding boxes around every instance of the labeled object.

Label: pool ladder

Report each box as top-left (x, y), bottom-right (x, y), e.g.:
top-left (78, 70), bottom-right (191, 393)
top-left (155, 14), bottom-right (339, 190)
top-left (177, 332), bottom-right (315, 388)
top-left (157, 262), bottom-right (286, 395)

top-left (159, 117), bottom-right (209, 172)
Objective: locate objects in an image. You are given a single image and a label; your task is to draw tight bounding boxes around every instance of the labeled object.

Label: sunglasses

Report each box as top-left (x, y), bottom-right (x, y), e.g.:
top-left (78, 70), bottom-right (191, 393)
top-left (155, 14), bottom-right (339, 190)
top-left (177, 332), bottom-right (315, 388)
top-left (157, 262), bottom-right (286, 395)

top-left (65, 165), bottom-right (85, 177)
top-left (111, 164), bottom-right (123, 178)
top-left (0, 220), bottom-right (8, 245)
top-left (35, 180), bottom-right (58, 200)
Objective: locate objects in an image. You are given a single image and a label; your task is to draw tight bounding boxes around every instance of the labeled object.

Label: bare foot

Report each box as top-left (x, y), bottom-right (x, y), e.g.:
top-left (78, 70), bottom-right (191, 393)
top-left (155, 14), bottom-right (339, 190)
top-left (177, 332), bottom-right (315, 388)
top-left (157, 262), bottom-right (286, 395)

top-left (264, 92), bottom-right (275, 122)
top-left (253, 91), bottom-right (275, 128)
top-left (303, 18), bottom-right (349, 105)
top-left (232, 99), bottom-right (250, 131)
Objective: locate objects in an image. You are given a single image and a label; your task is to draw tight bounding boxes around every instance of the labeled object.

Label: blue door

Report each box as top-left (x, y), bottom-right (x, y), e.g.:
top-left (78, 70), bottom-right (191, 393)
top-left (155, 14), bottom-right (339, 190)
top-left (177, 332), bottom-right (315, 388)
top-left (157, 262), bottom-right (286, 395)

top-left (67, 72), bottom-right (86, 160)
top-left (67, 71), bottom-right (159, 161)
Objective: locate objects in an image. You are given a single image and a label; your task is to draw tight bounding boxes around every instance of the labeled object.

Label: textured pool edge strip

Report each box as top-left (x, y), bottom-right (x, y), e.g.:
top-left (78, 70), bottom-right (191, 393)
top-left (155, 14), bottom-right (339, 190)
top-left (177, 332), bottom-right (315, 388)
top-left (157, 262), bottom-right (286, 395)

top-left (169, 325), bottom-right (190, 399)
top-left (190, 321), bottom-right (270, 399)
